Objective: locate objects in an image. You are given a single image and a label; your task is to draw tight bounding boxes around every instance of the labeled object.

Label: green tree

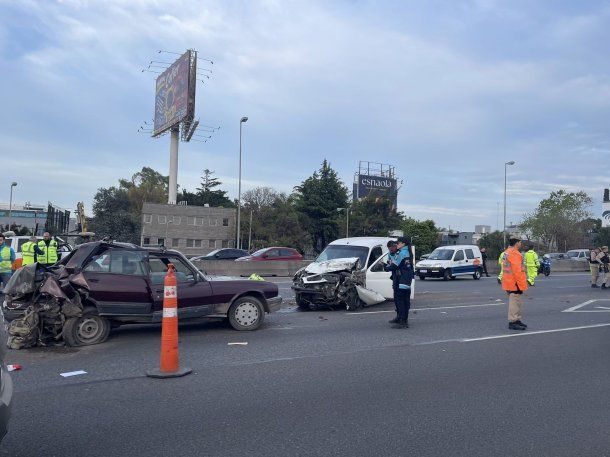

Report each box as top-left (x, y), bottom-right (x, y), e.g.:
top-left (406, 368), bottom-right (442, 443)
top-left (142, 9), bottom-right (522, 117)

top-left (520, 190), bottom-right (593, 251)
top-left (478, 230), bottom-right (505, 260)
top-left (178, 170), bottom-right (234, 207)
top-left (294, 160), bottom-right (348, 253)
top-left (119, 167), bottom-right (168, 213)
top-left (348, 194), bottom-right (403, 237)
top-left (400, 218), bottom-right (440, 257)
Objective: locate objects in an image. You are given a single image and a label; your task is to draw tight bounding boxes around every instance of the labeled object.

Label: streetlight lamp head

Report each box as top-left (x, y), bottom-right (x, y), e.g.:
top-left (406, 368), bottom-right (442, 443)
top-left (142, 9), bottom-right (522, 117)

top-left (506, 161), bottom-right (515, 166)
top-left (11, 182), bottom-right (17, 187)
top-left (240, 116), bottom-right (248, 123)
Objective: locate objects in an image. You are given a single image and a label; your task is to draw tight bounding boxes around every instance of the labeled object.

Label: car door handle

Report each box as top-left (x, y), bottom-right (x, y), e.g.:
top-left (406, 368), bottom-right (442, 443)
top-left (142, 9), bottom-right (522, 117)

top-left (88, 278), bottom-right (100, 283)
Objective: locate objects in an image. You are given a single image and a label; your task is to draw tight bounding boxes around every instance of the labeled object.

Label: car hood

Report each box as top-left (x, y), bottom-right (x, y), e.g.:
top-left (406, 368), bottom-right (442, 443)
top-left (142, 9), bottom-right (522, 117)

top-left (304, 257), bottom-right (360, 274)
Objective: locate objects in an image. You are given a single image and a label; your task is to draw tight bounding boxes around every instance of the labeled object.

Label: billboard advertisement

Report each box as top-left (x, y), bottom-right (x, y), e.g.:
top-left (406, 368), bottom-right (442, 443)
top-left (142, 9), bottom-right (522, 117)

top-left (153, 50), bottom-right (194, 137)
top-left (603, 202), bottom-right (610, 228)
top-left (353, 174), bottom-right (398, 200)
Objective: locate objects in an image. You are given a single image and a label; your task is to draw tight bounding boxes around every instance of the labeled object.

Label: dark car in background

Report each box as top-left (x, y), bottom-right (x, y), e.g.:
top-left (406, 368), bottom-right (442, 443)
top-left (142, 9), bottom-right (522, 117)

top-left (2, 241), bottom-right (282, 346)
top-left (191, 249), bottom-right (249, 261)
top-left (0, 321), bottom-right (13, 442)
top-left (236, 247), bottom-right (303, 262)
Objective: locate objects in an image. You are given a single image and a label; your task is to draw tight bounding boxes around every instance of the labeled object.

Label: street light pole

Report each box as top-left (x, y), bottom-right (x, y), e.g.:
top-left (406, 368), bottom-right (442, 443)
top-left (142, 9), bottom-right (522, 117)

top-left (503, 161), bottom-right (515, 247)
top-left (237, 116), bottom-right (248, 249)
top-left (248, 209), bottom-right (253, 253)
top-left (9, 182), bottom-right (17, 230)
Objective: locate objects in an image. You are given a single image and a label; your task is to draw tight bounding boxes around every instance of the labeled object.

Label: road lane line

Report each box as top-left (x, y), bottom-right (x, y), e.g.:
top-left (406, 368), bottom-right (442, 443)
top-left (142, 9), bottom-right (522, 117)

top-left (348, 302), bottom-right (505, 315)
top-left (562, 299), bottom-right (610, 312)
top-left (461, 323), bottom-right (610, 342)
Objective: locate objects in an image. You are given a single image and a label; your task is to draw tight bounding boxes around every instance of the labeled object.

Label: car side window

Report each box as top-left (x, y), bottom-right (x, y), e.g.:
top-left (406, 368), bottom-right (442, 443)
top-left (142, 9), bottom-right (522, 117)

top-left (465, 249), bottom-right (475, 259)
top-left (368, 246), bottom-right (383, 268)
top-left (279, 249), bottom-right (294, 257)
top-left (370, 252), bottom-right (388, 272)
top-left (149, 256), bottom-right (195, 284)
top-left (266, 249), bottom-right (280, 258)
top-left (83, 250), bottom-right (146, 276)
top-left (454, 250), bottom-right (465, 261)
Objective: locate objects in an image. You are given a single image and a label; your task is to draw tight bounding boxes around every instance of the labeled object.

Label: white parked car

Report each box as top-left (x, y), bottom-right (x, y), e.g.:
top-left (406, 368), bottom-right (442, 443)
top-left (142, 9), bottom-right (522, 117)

top-left (292, 237), bottom-right (415, 311)
top-left (565, 249), bottom-right (590, 262)
top-left (415, 245), bottom-right (483, 280)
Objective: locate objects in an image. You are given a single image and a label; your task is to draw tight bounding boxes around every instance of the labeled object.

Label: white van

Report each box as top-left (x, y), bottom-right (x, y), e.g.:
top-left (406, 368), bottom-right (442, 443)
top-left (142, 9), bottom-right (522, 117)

top-left (415, 245), bottom-right (483, 280)
top-left (292, 237), bottom-right (415, 310)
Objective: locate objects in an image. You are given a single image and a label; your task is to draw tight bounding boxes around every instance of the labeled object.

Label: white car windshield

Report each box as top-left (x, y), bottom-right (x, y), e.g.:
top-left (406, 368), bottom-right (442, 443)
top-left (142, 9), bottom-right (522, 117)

top-left (566, 251), bottom-right (580, 258)
top-left (427, 249), bottom-right (454, 260)
top-left (316, 245), bottom-right (369, 267)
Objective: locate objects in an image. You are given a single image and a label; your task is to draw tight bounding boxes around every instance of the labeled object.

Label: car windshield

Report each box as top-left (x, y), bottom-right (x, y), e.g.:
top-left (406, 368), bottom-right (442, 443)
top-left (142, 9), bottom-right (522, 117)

top-left (428, 249), bottom-right (454, 260)
top-left (566, 251), bottom-right (580, 258)
top-left (207, 249), bottom-right (220, 257)
top-left (251, 248), bottom-right (268, 257)
top-left (315, 245), bottom-right (369, 268)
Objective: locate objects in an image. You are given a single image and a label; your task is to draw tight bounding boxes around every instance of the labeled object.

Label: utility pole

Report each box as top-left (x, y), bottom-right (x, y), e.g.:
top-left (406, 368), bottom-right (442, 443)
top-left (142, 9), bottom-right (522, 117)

top-left (503, 161), bottom-right (515, 247)
top-left (9, 182), bottom-right (17, 230)
top-left (237, 116), bottom-right (248, 249)
top-left (248, 209), bottom-right (253, 253)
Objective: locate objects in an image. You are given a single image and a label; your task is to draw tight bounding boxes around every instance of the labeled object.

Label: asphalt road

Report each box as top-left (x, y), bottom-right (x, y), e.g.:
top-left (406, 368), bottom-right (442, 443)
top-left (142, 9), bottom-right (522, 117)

top-left (2, 273), bottom-right (610, 456)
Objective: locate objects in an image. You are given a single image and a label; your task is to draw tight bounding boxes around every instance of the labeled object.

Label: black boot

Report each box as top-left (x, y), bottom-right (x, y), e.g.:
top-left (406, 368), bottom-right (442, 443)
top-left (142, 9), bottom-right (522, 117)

top-left (515, 320), bottom-right (528, 328)
top-left (392, 319), bottom-right (408, 329)
top-left (388, 315), bottom-right (400, 324)
top-left (602, 284), bottom-right (607, 289)
top-left (592, 284), bottom-right (599, 288)
top-left (508, 321), bottom-right (526, 331)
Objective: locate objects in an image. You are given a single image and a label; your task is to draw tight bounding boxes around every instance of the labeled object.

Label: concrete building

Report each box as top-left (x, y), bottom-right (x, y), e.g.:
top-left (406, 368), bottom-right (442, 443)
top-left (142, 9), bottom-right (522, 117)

top-left (475, 225), bottom-right (492, 235)
top-left (0, 202), bottom-right (74, 235)
top-left (141, 203), bottom-right (236, 257)
top-left (439, 231), bottom-right (477, 246)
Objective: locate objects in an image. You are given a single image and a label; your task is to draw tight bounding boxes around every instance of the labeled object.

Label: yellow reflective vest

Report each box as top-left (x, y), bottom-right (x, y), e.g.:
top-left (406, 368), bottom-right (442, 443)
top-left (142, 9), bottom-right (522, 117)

top-left (37, 239), bottom-right (58, 265)
top-left (0, 245), bottom-right (12, 272)
top-left (21, 241), bottom-right (36, 266)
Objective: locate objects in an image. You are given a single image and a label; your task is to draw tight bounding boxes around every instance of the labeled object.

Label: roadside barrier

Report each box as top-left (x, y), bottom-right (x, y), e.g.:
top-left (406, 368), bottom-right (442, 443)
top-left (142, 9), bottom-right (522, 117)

top-left (146, 263), bottom-right (192, 379)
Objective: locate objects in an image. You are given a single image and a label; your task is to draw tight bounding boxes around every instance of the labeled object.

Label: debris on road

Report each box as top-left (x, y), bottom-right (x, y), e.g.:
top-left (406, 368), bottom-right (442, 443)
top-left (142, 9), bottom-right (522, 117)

top-left (60, 370), bottom-right (87, 377)
top-left (6, 364), bottom-right (22, 372)
top-left (227, 342), bottom-right (248, 346)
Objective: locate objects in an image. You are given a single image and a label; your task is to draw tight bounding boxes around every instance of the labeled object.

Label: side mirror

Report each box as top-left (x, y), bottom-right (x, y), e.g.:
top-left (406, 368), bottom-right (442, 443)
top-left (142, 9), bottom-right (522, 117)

top-left (215, 253), bottom-right (220, 258)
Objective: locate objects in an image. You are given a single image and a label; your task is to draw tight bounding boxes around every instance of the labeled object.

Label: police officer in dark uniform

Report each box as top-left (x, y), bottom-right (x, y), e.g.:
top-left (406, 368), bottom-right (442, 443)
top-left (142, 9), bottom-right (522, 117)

top-left (386, 237), bottom-right (414, 328)
top-left (385, 240), bottom-right (400, 324)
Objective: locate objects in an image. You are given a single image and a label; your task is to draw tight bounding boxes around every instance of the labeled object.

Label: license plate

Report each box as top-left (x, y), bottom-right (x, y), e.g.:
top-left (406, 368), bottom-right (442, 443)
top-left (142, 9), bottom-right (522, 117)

top-left (419, 269), bottom-right (428, 273)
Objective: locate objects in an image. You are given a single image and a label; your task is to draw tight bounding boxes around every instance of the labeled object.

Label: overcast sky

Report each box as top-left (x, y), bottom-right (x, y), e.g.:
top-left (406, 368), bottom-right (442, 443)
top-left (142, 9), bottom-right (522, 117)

top-left (1, 0), bottom-right (609, 230)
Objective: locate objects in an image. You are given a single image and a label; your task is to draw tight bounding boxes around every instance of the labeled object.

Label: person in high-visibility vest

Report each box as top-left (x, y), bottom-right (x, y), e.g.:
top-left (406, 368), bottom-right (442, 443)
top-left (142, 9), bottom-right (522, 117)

top-left (524, 244), bottom-right (540, 286)
top-left (497, 251), bottom-right (507, 284)
top-left (502, 237), bottom-right (529, 331)
top-left (0, 233), bottom-right (16, 287)
top-left (37, 232), bottom-right (60, 266)
top-left (21, 236), bottom-right (44, 267)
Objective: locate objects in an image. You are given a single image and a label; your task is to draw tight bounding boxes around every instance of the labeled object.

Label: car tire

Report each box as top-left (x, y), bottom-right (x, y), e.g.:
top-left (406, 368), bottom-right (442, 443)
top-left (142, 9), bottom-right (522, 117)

top-left (443, 269), bottom-right (452, 281)
top-left (295, 293), bottom-right (310, 311)
top-left (473, 269), bottom-right (481, 280)
top-left (228, 296), bottom-right (265, 331)
top-left (62, 306), bottom-right (110, 347)
top-left (419, 275), bottom-right (426, 281)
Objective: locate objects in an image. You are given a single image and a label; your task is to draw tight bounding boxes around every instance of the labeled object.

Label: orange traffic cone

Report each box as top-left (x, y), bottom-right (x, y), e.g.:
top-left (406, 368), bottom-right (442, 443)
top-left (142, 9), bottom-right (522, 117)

top-left (146, 263), bottom-right (192, 378)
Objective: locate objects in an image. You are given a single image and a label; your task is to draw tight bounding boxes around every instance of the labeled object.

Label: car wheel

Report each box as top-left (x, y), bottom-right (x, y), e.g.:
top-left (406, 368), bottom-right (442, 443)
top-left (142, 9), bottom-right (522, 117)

top-left (295, 293), bottom-right (310, 311)
top-left (443, 269), bottom-right (452, 281)
top-left (345, 288), bottom-right (364, 312)
top-left (419, 275), bottom-right (426, 281)
top-left (473, 269), bottom-right (481, 280)
top-left (228, 296), bottom-right (265, 331)
top-left (63, 306), bottom-right (110, 347)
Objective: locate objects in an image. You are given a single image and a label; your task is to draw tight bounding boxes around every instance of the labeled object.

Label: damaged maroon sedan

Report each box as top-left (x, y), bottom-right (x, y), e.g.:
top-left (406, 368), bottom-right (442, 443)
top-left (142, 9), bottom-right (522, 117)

top-left (2, 241), bottom-right (282, 347)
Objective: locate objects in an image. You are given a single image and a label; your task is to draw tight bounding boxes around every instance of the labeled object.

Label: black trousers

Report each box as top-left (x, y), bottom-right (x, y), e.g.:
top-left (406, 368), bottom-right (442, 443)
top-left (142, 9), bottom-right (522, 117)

top-left (395, 288), bottom-right (411, 321)
top-left (482, 261), bottom-right (489, 276)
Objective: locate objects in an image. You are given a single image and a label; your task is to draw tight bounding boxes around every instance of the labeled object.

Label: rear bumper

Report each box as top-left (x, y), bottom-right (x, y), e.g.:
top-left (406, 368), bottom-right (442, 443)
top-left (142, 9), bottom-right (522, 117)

top-left (415, 267), bottom-right (446, 278)
top-left (0, 366), bottom-right (13, 442)
top-left (266, 296), bottom-right (282, 313)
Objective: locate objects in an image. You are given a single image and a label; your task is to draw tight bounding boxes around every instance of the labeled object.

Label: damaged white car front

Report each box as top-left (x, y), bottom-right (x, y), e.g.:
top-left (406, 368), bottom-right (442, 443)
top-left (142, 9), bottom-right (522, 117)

top-left (292, 257), bottom-right (386, 311)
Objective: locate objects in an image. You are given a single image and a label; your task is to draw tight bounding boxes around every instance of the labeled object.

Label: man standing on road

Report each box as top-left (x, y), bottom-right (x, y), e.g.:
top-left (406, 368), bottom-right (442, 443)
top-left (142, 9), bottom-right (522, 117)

top-left (599, 246), bottom-right (609, 289)
top-left (387, 237), bottom-right (414, 329)
top-left (385, 240), bottom-right (401, 324)
top-left (37, 232), bottom-right (60, 266)
top-left (524, 243), bottom-right (540, 286)
top-left (480, 248), bottom-right (490, 277)
top-left (502, 237), bottom-right (529, 331)
top-left (589, 247), bottom-right (601, 288)
top-left (0, 234), bottom-right (15, 288)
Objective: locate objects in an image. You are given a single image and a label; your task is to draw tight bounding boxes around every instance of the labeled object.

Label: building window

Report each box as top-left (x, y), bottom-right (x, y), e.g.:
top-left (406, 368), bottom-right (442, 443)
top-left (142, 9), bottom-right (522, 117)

top-left (158, 215), bottom-right (167, 224)
top-left (222, 218), bottom-right (229, 227)
top-left (143, 214), bottom-right (152, 224)
top-left (222, 240), bottom-right (228, 248)
top-left (210, 218), bottom-right (218, 226)
top-left (186, 239), bottom-right (194, 248)
top-left (194, 239), bottom-right (202, 248)
top-left (209, 239), bottom-right (216, 248)
top-left (187, 217), bottom-right (195, 226)
top-left (172, 238), bottom-right (181, 247)
top-left (143, 237), bottom-right (150, 245)
top-left (195, 217), bottom-right (204, 226)
top-left (158, 238), bottom-right (165, 246)
top-left (172, 216), bottom-right (181, 225)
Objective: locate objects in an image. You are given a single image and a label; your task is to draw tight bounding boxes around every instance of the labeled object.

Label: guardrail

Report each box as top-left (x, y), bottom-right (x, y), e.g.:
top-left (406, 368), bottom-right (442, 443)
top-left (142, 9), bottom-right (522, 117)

top-left (191, 260), bottom-right (312, 277)
top-left (484, 259), bottom-right (590, 275)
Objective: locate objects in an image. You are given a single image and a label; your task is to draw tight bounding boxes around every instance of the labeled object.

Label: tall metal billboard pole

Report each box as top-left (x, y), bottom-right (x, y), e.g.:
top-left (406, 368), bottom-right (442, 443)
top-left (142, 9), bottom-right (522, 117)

top-left (168, 127), bottom-right (180, 204)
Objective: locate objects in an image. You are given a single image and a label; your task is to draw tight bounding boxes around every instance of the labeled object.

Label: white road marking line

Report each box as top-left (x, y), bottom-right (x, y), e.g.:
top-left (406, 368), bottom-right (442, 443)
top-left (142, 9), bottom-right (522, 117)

top-left (347, 302), bottom-right (505, 315)
top-left (562, 299), bottom-right (610, 312)
top-left (60, 370), bottom-right (87, 377)
top-left (228, 342), bottom-right (248, 346)
top-left (595, 306), bottom-right (610, 310)
top-left (462, 323), bottom-right (610, 342)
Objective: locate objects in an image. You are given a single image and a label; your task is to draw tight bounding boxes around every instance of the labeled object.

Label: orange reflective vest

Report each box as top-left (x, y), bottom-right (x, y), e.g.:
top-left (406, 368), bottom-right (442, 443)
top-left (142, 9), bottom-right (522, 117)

top-left (501, 247), bottom-right (528, 292)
